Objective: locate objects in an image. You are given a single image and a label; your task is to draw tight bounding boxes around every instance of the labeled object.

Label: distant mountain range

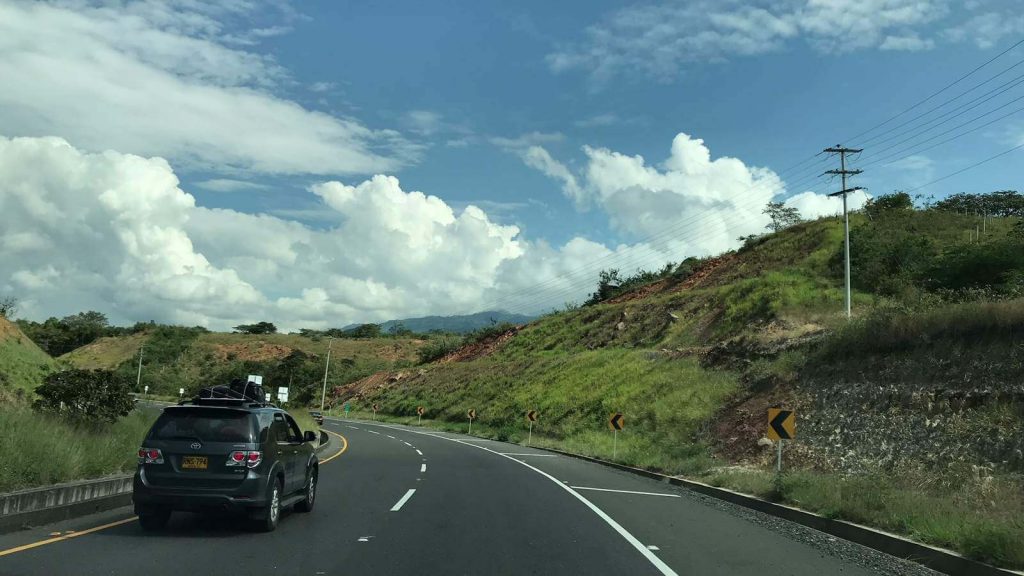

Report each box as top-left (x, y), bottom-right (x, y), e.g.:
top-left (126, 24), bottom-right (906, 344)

top-left (346, 310), bottom-right (535, 334)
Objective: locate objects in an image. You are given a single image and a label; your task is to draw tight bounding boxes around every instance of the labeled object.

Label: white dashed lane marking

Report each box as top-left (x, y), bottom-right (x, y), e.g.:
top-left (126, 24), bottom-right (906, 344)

top-left (390, 489), bottom-right (416, 512)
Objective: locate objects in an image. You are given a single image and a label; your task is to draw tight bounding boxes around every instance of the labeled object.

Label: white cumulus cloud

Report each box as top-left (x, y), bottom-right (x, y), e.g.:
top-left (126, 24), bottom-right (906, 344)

top-left (0, 1), bottom-right (412, 176)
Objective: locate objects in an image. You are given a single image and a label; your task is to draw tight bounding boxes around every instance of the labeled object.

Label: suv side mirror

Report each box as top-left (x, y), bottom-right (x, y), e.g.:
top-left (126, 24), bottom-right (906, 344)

top-left (303, 430), bottom-right (317, 443)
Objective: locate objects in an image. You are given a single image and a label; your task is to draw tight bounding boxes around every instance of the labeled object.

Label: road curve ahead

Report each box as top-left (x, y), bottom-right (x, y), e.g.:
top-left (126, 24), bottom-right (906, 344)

top-left (0, 419), bottom-right (937, 576)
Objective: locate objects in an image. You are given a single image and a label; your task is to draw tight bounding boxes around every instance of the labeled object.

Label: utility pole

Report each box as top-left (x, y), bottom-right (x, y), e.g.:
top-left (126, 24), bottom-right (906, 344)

top-left (319, 337), bottom-right (334, 412)
top-left (824, 145), bottom-right (865, 320)
top-left (135, 345), bottom-right (144, 392)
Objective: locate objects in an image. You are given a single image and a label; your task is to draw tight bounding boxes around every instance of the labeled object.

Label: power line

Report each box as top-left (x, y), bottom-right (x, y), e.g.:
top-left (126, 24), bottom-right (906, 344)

top-left (856, 56), bottom-right (1024, 148)
top-left (863, 71), bottom-right (1024, 150)
top-left (844, 38), bottom-right (1024, 143)
top-left (478, 40), bottom-right (1024, 316)
top-left (904, 142), bottom-right (1024, 193)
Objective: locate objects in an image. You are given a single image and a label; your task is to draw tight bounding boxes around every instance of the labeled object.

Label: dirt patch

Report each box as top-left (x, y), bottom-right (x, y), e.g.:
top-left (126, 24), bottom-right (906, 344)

top-left (439, 326), bottom-right (521, 363)
top-left (0, 317), bottom-right (20, 341)
top-left (711, 386), bottom-right (807, 466)
top-left (605, 253), bottom-right (739, 304)
top-left (212, 342), bottom-right (295, 362)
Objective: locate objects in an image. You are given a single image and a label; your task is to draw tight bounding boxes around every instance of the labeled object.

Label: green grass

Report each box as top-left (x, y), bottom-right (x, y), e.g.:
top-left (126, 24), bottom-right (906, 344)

top-left (0, 403), bottom-right (158, 492)
top-left (0, 318), bottom-right (57, 391)
top-left (59, 331), bottom-right (149, 370)
top-left (704, 467), bottom-right (1024, 569)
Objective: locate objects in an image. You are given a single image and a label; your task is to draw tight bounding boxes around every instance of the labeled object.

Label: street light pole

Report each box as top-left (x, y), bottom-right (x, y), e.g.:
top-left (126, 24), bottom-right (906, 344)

top-left (320, 337), bottom-right (334, 412)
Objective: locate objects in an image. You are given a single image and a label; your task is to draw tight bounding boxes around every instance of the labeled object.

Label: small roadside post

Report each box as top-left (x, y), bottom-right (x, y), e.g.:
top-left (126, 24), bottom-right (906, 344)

top-left (467, 409), bottom-right (476, 435)
top-left (767, 408), bottom-right (796, 473)
top-left (344, 402), bottom-right (351, 418)
top-left (608, 413), bottom-right (625, 459)
top-left (178, 387), bottom-right (184, 401)
top-left (143, 385), bottom-right (149, 401)
top-left (526, 410), bottom-right (538, 446)
top-left (417, 406), bottom-right (425, 425)
top-left (372, 403), bottom-right (379, 421)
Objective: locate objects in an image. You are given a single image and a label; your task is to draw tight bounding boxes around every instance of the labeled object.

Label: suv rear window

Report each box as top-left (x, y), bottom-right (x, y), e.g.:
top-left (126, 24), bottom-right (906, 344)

top-left (149, 409), bottom-right (255, 443)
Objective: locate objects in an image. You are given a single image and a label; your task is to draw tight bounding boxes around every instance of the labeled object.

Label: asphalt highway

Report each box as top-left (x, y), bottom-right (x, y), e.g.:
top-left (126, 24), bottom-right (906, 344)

top-left (0, 419), bottom-right (936, 576)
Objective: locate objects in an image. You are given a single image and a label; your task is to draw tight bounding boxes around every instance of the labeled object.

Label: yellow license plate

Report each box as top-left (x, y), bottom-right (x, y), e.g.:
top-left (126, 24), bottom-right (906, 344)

top-left (181, 456), bottom-right (208, 470)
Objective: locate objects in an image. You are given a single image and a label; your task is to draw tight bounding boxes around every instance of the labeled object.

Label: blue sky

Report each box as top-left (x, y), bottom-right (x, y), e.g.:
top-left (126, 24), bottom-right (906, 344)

top-left (186, 0), bottom-right (1024, 245)
top-left (1, 0), bottom-right (1023, 328)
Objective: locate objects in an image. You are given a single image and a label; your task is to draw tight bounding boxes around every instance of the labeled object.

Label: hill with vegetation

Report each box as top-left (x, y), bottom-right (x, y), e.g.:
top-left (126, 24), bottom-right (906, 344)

top-left (372, 310), bottom-right (535, 335)
top-left (0, 316), bottom-right (56, 393)
top-left (330, 192), bottom-right (1024, 569)
top-left (57, 329), bottom-right (425, 405)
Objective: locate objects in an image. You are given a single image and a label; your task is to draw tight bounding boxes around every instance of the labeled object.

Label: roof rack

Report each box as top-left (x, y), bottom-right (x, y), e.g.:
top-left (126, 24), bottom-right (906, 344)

top-left (176, 385), bottom-right (277, 409)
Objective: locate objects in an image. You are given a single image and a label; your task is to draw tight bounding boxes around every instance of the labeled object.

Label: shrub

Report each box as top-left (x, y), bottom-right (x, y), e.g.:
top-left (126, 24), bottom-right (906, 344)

top-left (418, 336), bottom-right (464, 364)
top-left (34, 369), bottom-right (135, 423)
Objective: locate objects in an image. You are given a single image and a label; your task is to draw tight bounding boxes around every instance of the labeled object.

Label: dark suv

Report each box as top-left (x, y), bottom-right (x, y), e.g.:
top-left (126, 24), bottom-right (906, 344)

top-left (133, 397), bottom-right (319, 532)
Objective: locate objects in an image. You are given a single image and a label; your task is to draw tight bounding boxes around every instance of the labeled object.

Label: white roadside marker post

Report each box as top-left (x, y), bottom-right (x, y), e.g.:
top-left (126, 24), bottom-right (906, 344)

top-left (776, 439), bottom-right (783, 473)
top-left (613, 429), bottom-right (618, 460)
top-left (528, 420), bottom-right (533, 446)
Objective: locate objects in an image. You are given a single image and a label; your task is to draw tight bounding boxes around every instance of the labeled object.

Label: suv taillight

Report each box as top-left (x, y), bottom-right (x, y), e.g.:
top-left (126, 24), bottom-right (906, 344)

top-left (226, 451), bottom-right (262, 469)
top-left (138, 448), bottom-right (164, 464)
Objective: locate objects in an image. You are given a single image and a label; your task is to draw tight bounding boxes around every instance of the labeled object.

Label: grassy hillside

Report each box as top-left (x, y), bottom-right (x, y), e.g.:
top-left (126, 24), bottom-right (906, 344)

top-left (59, 328), bottom-right (425, 406)
top-left (0, 316), bottom-right (57, 392)
top-left (331, 205), bottom-right (1024, 568)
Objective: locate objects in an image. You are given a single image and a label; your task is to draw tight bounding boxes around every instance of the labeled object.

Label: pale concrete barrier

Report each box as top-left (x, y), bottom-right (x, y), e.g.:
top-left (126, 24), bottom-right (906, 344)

top-left (0, 475), bottom-right (133, 533)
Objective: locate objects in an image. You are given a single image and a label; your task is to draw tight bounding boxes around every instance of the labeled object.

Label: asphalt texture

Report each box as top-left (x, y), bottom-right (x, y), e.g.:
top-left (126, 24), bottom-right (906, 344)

top-left (0, 419), bottom-right (940, 576)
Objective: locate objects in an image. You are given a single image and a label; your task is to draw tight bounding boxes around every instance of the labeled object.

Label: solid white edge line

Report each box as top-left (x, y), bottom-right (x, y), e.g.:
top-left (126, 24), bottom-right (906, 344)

top-left (420, 463), bottom-right (426, 472)
top-left (390, 489), bottom-right (416, 512)
top-left (373, 424), bottom-right (678, 576)
top-left (570, 486), bottom-right (681, 498)
top-left (499, 453), bottom-right (556, 457)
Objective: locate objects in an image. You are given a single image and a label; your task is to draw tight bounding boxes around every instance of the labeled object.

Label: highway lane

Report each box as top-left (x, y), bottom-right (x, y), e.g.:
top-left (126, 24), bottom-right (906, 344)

top-left (0, 419), bottom-right (936, 576)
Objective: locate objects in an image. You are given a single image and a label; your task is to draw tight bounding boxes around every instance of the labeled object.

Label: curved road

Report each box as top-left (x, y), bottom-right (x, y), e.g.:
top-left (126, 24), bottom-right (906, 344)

top-left (0, 419), bottom-right (934, 575)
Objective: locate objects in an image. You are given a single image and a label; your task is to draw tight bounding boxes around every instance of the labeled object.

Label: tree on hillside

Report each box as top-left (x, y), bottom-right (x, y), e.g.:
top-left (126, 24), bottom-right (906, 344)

top-left (387, 322), bottom-right (413, 336)
top-left (17, 310), bottom-right (111, 356)
top-left (586, 269), bottom-right (623, 305)
top-left (34, 368), bottom-right (134, 423)
top-left (0, 296), bottom-right (18, 319)
top-left (934, 190), bottom-right (1024, 217)
top-left (233, 321), bottom-right (277, 334)
top-left (764, 201), bottom-right (802, 232)
top-left (865, 192), bottom-right (914, 220)
top-left (345, 324), bottom-right (382, 338)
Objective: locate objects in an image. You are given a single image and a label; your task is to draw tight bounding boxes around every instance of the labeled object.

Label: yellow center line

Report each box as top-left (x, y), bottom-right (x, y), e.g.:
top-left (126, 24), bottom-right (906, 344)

top-left (0, 517), bottom-right (136, 557)
top-left (320, 430), bottom-right (348, 464)
top-left (0, 432), bottom-right (350, 558)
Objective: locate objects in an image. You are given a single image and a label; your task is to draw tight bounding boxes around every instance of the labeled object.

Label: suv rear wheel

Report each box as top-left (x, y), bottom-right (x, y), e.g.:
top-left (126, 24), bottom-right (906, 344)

top-left (295, 467), bottom-right (317, 513)
top-left (138, 508), bottom-right (170, 531)
top-left (253, 478), bottom-right (282, 532)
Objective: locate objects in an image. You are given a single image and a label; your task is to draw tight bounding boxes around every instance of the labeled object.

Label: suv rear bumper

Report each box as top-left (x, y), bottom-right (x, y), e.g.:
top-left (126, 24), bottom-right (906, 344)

top-left (132, 469), bottom-right (270, 514)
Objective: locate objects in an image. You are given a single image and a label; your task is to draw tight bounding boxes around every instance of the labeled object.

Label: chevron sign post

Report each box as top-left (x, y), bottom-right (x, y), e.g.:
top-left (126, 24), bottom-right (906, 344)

top-left (767, 408), bottom-right (796, 473)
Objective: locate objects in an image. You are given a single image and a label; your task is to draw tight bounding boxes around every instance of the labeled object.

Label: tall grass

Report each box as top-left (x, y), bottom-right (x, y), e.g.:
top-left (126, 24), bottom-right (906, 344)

top-left (705, 467), bottom-right (1024, 569)
top-left (817, 298), bottom-right (1024, 359)
top-left (0, 404), bottom-right (158, 492)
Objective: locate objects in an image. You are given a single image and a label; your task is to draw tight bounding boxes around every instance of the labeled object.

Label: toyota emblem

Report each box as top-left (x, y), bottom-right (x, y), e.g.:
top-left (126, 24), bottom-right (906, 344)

top-left (190, 442), bottom-right (202, 450)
